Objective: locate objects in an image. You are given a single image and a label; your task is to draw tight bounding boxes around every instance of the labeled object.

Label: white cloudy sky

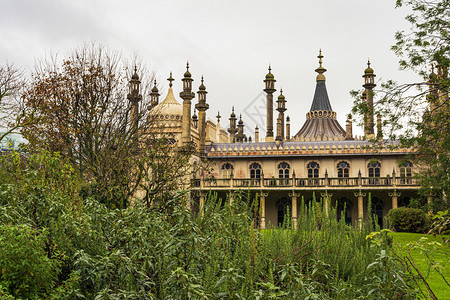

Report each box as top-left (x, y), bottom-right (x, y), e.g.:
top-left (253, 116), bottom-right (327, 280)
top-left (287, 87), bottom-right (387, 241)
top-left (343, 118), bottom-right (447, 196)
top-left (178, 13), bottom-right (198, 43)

top-left (1, 0), bottom-right (422, 138)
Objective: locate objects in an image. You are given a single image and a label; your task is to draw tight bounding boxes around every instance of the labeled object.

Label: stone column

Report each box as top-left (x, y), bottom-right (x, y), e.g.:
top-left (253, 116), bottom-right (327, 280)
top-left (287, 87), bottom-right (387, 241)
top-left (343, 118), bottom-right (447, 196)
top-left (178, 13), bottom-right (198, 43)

top-left (289, 191), bottom-right (300, 229)
top-left (199, 192), bottom-right (206, 216)
top-left (388, 190), bottom-right (401, 210)
top-left (354, 190), bottom-right (367, 228)
top-left (259, 192), bottom-right (269, 229)
top-left (321, 191), bottom-right (332, 217)
top-left (228, 191), bottom-right (234, 205)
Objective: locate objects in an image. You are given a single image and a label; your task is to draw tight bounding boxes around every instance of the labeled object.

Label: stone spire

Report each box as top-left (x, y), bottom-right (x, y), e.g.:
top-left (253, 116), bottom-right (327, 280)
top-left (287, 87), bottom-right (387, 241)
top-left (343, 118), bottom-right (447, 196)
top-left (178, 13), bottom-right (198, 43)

top-left (228, 106), bottom-right (238, 143)
top-left (263, 64), bottom-right (276, 141)
top-left (195, 75), bottom-right (209, 154)
top-left (276, 88), bottom-right (286, 141)
top-left (180, 62), bottom-right (195, 147)
top-left (127, 66), bottom-right (142, 131)
top-left (149, 79), bottom-right (160, 110)
top-left (363, 59), bottom-right (376, 139)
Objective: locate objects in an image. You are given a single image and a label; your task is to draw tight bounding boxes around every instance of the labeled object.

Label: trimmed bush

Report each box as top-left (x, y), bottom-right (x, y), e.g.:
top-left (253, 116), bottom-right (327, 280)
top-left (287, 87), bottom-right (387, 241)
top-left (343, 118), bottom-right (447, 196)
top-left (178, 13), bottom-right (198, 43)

top-left (387, 207), bottom-right (429, 233)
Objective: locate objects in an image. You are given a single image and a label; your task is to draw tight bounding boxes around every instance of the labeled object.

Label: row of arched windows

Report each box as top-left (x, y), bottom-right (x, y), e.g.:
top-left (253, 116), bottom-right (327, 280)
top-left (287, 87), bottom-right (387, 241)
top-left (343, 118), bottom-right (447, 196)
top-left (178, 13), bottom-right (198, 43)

top-left (220, 161), bottom-right (413, 178)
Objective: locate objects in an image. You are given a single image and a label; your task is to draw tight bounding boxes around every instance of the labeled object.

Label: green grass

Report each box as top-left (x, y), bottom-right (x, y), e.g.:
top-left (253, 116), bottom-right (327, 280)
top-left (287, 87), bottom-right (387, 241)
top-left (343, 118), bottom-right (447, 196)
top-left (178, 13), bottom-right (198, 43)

top-left (389, 232), bottom-right (450, 300)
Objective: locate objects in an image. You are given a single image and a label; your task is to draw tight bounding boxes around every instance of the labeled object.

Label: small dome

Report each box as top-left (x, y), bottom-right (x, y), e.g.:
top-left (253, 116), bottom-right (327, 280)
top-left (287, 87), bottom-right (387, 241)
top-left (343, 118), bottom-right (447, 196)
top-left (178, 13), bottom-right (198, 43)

top-left (131, 72), bottom-right (139, 80)
top-left (199, 76), bottom-right (206, 91)
top-left (184, 70), bottom-right (192, 78)
top-left (150, 88), bottom-right (182, 118)
top-left (278, 93), bottom-right (285, 100)
top-left (265, 72), bottom-right (274, 80)
top-left (151, 85), bottom-right (159, 93)
top-left (364, 67), bottom-right (374, 75)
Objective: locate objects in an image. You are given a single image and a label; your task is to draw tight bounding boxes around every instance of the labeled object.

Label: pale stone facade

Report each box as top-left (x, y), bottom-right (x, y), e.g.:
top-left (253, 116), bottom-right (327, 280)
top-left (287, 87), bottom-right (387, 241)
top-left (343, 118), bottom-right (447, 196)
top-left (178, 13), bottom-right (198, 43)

top-left (137, 54), bottom-right (420, 228)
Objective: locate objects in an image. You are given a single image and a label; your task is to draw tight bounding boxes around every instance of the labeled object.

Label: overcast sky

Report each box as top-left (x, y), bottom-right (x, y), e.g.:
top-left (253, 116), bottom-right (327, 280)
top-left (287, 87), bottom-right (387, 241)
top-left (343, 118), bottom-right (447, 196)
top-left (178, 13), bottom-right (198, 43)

top-left (1, 0), bottom-right (422, 138)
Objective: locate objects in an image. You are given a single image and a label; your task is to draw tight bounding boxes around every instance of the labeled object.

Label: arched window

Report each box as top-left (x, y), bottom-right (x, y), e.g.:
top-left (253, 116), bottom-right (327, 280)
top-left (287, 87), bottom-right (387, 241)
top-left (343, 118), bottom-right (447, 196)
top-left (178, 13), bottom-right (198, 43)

top-left (371, 197), bottom-right (384, 228)
top-left (337, 197), bottom-right (352, 225)
top-left (307, 161), bottom-right (320, 178)
top-left (221, 163), bottom-right (234, 178)
top-left (399, 196), bottom-right (411, 208)
top-left (337, 161), bottom-right (350, 178)
top-left (399, 162), bottom-right (413, 177)
top-left (277, 197), bottom-right (291, 227)
top-left (368, 162), bottom-right (381, 177)
top-left (249, 162), bottom-right (262, 179)
top-left (278, 162), bottom-right (290, 178)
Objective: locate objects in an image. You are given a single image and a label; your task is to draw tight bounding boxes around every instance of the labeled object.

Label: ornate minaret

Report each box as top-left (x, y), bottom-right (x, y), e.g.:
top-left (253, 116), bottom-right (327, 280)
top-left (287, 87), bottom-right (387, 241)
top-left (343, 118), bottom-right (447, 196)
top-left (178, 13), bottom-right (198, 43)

top-left (192, 109), bottom-right (198, 128)
top-left (263, 65), bottom-right (276, 142)
top-left (127, 66), bottom-right (142, 131)
top-left (345, 114), bottom-right (353, 140)
top-left (228, 106), bottom-right (238, 143)
top-left (255, 126), bottom-right (259, 143)
top-left (376, 114), bottom-right (383, 141)
top-left (276, 89), bottom-right (287, 141)
top-left (236, 114), bottom-right (246, 143)
top-left (363, 60), bottom-right (376, 139)
top-left (195, 76), bottom-right (209, 154)
top-left (286, 116), bottom-right (290, 141)
top-left (149, 79), bottom-right (160, 110)
top-left (180, 62), bottom-right (195, 147)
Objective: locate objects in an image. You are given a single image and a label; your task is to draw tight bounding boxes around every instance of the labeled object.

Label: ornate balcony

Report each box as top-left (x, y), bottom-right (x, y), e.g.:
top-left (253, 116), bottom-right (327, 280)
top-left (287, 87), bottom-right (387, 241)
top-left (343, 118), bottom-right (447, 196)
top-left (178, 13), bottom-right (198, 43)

top-left (191, 176), bottom-right (420, 190)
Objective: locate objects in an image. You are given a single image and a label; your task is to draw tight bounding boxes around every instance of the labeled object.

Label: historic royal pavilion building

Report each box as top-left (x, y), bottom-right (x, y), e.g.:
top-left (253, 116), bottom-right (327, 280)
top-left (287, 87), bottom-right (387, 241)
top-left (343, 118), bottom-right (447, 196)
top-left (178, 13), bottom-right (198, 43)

top-left (128, 51), bottom-right (421, 228)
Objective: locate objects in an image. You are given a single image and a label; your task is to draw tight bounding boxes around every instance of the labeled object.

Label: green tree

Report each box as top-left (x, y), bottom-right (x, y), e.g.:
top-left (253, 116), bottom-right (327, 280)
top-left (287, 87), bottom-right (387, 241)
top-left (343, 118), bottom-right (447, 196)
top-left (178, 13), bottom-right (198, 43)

top-left (353, 0), bottom-right (449, 210)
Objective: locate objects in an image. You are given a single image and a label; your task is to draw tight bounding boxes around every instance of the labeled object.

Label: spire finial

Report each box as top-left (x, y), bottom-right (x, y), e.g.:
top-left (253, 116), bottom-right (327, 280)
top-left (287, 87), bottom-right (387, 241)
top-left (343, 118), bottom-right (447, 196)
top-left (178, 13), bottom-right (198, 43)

top-left (186, 61), bottom-right (189, 71)
top-left (167, 72), bottom-right (174, 88)
top-left (367, 58), bottom-right (371, 68)
top-left (201, 75), bottom-right (204, 83)
top-left (232, 106), bottom-right (235, 113)
top-left (216, 111), bottom-right (221, 123)
top-left (315, 49), bottom-right (327, 81)
top-left (268, 64), bottom-right (272, 73)
top-left (280, 87), bottom-right (283, 94)
top-left (134, 65), bottom-right (137, 73)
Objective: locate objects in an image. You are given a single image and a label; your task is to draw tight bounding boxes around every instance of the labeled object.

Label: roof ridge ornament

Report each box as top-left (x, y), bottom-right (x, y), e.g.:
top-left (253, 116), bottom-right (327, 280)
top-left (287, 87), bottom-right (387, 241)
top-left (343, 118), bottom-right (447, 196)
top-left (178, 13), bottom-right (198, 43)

top-left (315, 49), bottom-right (327, 82)
top-left (167, 72), bottom-right (174, 88)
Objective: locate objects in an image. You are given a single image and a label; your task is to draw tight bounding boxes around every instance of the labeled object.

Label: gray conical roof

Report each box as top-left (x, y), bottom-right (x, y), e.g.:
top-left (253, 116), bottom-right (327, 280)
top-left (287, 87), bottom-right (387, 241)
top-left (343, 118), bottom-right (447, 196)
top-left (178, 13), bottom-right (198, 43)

top-left (310, 80), bottom-right (333, 111)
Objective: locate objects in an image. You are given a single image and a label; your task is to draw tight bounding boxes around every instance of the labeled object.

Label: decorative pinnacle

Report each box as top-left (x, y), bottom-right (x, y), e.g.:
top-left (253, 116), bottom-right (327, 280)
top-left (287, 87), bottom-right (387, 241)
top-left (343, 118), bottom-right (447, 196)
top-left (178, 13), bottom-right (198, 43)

top-left (268, 64), bottom-right (272, 73)
top-left (216, 111), bottom-right (221, 123)
top-left (280, 88), bottom-right (283, 94)
top-left (134, 65), bottom-right (137, 73)
top-left (315, 49), bottom-right (327, 81)
top-left (367, 58), bottom-right (371, 68)
top-left (232, 106), bottom-right (235, 113)
top-left (167, 72), bottom-right (174, 88)
top-left (186, 61), bottom-right (189, 70)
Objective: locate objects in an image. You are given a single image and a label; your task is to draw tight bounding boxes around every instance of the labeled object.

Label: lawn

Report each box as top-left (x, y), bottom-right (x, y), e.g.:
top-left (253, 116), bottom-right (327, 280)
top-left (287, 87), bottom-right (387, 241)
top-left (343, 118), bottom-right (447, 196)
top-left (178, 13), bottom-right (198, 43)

top-left (389, 232), bottom-right (450, 300)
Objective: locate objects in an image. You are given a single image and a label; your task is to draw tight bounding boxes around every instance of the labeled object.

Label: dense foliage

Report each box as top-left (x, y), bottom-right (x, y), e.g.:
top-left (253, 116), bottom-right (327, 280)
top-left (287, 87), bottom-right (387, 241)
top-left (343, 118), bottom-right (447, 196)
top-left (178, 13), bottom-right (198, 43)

top-left (387, 207), bottom-right (430, 233)
top-left (351, 0), bottom-right (449, 211)
top-left (0, 151), bottom-right (421, 299)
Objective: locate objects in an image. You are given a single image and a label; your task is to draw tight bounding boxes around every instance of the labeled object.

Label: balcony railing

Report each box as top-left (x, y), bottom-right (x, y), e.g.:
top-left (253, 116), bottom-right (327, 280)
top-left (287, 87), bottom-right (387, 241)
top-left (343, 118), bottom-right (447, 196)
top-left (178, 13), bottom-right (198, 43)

top-left (192, 176), bottom-right (420, 189)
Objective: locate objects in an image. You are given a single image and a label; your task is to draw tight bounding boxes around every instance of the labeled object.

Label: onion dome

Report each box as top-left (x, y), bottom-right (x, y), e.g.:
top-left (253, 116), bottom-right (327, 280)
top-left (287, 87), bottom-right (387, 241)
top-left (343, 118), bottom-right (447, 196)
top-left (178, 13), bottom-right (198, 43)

top-left (151, 79), bottom-right (159, 93)
top-left (278, 89), bottom-right (285, 100)
top-left (150, 73), bottom-right (182, 120)
top-left (364, 60), bottom-right (374, 75)
top-left (230, 106), bottom-right (236, 118)
top-left (131, 65), bottom-right (139, 80)
top-left (199, 76), bottom-right (206, 91)
top-left (265, 65), bottom-right (274, 79)
top-left (238, 114), bottom-right (244, 125)
top-left (184, 61), bottom-right (192, 78)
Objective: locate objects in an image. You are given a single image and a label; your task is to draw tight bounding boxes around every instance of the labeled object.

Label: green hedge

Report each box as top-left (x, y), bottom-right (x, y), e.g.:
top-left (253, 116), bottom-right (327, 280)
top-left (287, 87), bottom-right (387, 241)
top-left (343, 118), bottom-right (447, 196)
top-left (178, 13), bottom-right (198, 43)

top-left (387, 207), bottom-right (430, 233)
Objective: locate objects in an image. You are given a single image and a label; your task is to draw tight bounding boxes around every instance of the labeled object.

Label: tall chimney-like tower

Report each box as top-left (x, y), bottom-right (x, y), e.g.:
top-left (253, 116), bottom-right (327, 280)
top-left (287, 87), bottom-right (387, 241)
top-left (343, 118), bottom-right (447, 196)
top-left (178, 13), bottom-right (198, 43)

top-left (363, 60), bottom-right (376, 139)
top-left (276, 89), bottom-right (287, 141)
top-left (228, 107), bottom-right (238, 143)
top-left (127, 66), bottom-right (142, 132)
top-left (263, 65), bottom-right (276, 142)
top-left (180, 62), bottom-right (195, 147)
top-left (195, 76), bottom-right (209, 155)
